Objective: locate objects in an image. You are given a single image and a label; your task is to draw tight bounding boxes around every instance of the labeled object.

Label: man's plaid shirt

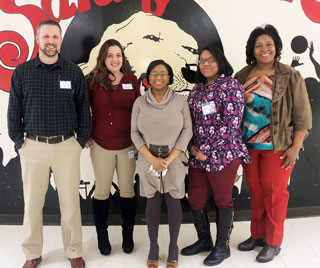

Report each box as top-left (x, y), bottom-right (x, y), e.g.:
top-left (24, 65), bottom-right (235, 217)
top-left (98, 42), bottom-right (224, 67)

top-left (7, 54), bottom-right (92, 149)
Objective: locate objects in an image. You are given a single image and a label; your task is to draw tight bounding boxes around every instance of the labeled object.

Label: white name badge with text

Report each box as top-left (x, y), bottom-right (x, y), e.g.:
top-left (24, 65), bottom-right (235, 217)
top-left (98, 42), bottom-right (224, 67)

top-left (60, 80), bottom-right (72, 89)
top-left (122, 83), bottom-right (133, 90)
top-left (202, 101), bottom-right (216, 115)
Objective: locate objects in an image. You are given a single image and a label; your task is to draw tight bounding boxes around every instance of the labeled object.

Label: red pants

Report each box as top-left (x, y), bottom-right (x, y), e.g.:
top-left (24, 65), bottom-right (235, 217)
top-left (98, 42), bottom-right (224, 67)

top-left (243, 150), bottom-right (294, 246)
top-left (188, 158), bottom-right (241, 210)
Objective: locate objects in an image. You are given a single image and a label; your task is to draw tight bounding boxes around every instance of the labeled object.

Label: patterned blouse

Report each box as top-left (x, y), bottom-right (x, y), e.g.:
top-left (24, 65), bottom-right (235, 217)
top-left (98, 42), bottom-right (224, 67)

top-left (188, 74), bottom-right (250, 172)
top-left (242, 75), bottom-right (273, 150)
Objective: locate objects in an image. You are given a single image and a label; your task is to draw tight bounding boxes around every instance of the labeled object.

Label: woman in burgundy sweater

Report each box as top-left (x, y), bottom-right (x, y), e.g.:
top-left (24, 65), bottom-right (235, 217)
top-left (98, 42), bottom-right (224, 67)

top-left (86, 39), bottom-right (140, 256)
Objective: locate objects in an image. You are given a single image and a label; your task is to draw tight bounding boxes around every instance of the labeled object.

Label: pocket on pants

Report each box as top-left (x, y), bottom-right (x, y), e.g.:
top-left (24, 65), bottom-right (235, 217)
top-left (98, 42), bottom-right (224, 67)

top-left (187, 167), bottom-right (206, 187)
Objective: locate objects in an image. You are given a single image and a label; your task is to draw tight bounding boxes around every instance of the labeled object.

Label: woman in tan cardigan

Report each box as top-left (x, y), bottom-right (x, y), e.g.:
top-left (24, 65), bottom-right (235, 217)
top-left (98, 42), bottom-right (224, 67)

top-left (131, 60), bottom-right (192, 268)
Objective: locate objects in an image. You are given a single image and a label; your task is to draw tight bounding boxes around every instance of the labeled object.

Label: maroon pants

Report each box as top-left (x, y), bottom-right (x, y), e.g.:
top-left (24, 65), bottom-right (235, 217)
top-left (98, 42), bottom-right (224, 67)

top-left (188, 158), bottom-right (241, 210)
top-left (243, 150), bottom-right (294, 246)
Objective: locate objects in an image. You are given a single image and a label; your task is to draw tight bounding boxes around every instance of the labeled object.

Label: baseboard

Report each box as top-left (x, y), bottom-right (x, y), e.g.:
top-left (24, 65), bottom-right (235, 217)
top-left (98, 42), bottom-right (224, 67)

top-left (1, 206), bottom-right (320, 225)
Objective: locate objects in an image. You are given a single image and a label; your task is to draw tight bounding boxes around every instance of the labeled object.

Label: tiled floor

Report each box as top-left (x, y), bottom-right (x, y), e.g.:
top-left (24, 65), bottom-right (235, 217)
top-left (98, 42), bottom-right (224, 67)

top-left (1, 217), bottom-right (320, 267)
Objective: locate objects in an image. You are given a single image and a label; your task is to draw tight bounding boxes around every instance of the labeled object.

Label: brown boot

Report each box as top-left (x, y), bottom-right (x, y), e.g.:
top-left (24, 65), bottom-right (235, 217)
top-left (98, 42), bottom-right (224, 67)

top-left (22, 257), bottom-right (42, 268)
top-left (68, 257), bottom-right (85, 268)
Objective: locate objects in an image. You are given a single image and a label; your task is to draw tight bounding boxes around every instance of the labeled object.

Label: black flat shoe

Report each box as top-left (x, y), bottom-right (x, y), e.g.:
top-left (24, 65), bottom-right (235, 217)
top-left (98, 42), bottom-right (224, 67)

top-left (256, 244), bottom-right (281, 263)
top-left (238, 237), bottom-right (266, 251)
top-left (203, 245), bottom-right (230, 266)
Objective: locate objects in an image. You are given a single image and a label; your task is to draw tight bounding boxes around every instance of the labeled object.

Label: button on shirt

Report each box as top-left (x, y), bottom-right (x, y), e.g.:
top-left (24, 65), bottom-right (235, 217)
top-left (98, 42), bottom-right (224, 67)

top-left (7, 54), bottom-right (92, 149)
top-left (188, 74), bottom-right (250, 172)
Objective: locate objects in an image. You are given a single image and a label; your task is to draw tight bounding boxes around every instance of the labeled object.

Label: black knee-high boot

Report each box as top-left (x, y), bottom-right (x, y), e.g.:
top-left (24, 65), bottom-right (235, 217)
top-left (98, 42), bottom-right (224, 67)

top-left (120, 197), bottom-right (136, 253)
top-left (203, 208), bottom-right (234, 266)
top-left (181, 208), bottom-right (214, 256)
top-left (92, 198), bottom-right (111, 255)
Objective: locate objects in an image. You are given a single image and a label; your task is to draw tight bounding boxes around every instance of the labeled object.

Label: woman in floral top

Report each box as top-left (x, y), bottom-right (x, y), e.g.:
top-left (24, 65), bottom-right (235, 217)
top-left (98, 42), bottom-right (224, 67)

top-left (181, 45), bottom-right (250, 266)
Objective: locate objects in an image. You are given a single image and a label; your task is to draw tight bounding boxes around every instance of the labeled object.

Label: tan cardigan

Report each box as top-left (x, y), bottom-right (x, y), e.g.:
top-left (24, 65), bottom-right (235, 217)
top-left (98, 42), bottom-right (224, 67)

top-left (235, 61), bottom-right (312, 151)
top-left (131, 89), bottom-right (192, 198)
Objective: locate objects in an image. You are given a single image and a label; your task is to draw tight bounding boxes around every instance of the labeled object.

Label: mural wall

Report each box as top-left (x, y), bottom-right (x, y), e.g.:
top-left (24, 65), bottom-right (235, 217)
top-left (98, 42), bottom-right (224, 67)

top-left (0, 0), bottom-right (320, 218)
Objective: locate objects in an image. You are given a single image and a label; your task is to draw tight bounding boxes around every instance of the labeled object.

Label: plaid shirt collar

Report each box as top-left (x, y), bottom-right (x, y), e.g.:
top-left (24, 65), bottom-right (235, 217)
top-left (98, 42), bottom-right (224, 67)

top-left (34, 53), bottom-right (63, 69)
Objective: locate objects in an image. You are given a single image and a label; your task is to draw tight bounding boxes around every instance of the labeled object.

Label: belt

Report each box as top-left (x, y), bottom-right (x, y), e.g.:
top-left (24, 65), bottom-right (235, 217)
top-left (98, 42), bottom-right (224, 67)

top-left (149, 144), bottom-right (169, 158)
top-left (26, 132), bottom-right (74, 144)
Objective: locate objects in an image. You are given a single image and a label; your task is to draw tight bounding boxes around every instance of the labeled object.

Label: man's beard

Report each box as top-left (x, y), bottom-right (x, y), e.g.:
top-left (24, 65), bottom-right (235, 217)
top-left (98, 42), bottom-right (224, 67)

top-left (40, 45), bottom-right (59, 57)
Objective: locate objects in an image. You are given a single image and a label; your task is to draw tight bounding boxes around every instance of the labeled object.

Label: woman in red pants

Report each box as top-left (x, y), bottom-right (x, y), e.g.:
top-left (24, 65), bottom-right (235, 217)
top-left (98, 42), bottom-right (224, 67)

top-left (235, 25), bottom-right (312, 263)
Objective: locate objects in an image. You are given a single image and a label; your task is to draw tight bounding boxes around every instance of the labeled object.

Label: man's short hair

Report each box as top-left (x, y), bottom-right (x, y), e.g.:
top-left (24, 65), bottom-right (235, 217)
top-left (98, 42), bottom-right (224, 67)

top-left (37, 19), bottom-right (62, 36)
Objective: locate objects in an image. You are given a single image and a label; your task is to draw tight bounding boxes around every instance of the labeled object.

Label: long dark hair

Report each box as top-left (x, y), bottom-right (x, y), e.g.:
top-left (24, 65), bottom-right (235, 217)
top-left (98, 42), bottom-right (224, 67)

top-left (195, 45), bottom-right (233, 84)
top-left (245, 24), bottom-right (282, 65)
top-left (86, 39), bottom-right (128, 90)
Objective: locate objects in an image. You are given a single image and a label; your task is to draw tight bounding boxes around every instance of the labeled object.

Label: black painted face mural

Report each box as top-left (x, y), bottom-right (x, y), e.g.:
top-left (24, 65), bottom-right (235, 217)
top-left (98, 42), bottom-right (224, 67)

top-left (0, 0), bottom-right (224, 216)
top-left (61, 0), bottom-right (222, 92)
top-left (59, 0), bottom-right (224, 213)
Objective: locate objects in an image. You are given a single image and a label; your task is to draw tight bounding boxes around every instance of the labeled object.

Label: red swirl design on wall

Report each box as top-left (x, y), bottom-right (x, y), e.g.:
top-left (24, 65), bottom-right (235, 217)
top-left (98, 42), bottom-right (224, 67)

top-left (41, 0), bottom-right (77, 20)
top-left (0, 31), bottom-right (29, 92)
top-left (0, 1), bottom-right (48, 92)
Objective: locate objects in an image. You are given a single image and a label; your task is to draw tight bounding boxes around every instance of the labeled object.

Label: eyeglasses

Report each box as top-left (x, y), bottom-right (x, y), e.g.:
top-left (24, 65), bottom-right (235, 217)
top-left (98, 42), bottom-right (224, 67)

top-left (150, 72), bottom-right (169, 78)
top-left (198, 57), bottom-right (216, 64)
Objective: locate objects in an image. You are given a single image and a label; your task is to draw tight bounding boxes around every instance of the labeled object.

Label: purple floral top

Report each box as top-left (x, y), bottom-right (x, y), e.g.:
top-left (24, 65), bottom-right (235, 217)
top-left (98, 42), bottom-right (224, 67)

top-left (188, 74), bottom-right (250, 172)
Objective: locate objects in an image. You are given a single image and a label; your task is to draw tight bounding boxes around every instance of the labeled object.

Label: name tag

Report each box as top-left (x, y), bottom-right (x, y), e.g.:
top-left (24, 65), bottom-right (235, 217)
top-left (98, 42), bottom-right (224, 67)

top-left (202, 101), bottom-right (216, 115)
top-left (122, 83), bottom-right (133, 90)
top-left (60, 80), bottom-right (72, 89)
top-left (128, 149), bottom-right (138, 159)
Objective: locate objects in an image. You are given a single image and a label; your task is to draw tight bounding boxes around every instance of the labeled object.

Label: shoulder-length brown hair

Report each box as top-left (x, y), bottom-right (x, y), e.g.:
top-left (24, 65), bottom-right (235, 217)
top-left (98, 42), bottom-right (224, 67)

top-left (86, 39), bottom-right (128, 90)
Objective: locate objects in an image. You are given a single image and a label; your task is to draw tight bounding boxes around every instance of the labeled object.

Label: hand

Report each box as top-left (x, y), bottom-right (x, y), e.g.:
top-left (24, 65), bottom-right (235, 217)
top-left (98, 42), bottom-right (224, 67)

top-left (309, 41), bottom-right (314, 57)
top-left (161, 158), bottom-right (170, 167)
top-left (195, 151), bottom-right (208, 161)
top-left (85, 139), bottom-right (93, 149)
top-left (189, 145), bottom-right (200, 156)
top-left (291, 56), bottom-right (304, 68)
top-left (280, 146), bottom-right (300, 170)
top-left (163, 148), bottom-right (181, 166)
top-left (190, 145), bottom-right (207, 161)
top-left (150, 157), bottom-right (168, 172)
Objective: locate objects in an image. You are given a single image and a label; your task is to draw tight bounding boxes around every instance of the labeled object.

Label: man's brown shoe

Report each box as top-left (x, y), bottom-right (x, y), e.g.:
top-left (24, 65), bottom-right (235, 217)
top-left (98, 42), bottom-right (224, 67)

top-left (22, 256), bottom-right (42, 268)
top-left (68, 257), bottom-right (85, 268)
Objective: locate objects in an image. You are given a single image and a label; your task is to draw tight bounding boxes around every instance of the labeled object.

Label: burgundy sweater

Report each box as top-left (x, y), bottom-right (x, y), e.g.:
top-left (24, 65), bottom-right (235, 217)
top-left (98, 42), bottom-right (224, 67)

top-left (89, 72), bottom-right (140, 150)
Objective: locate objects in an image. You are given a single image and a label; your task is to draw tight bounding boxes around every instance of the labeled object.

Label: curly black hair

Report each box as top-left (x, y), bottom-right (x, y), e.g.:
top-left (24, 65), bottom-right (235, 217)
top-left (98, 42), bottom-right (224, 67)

top-left (245, 24), bottom-right (283, 65)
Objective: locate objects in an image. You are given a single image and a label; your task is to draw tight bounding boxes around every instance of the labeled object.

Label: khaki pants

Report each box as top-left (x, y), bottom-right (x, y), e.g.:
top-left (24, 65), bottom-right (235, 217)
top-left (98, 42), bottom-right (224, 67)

top-left (19, 136), bottom-right (83, 259)
top-left (90, 140), bottom-right (136, 200)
